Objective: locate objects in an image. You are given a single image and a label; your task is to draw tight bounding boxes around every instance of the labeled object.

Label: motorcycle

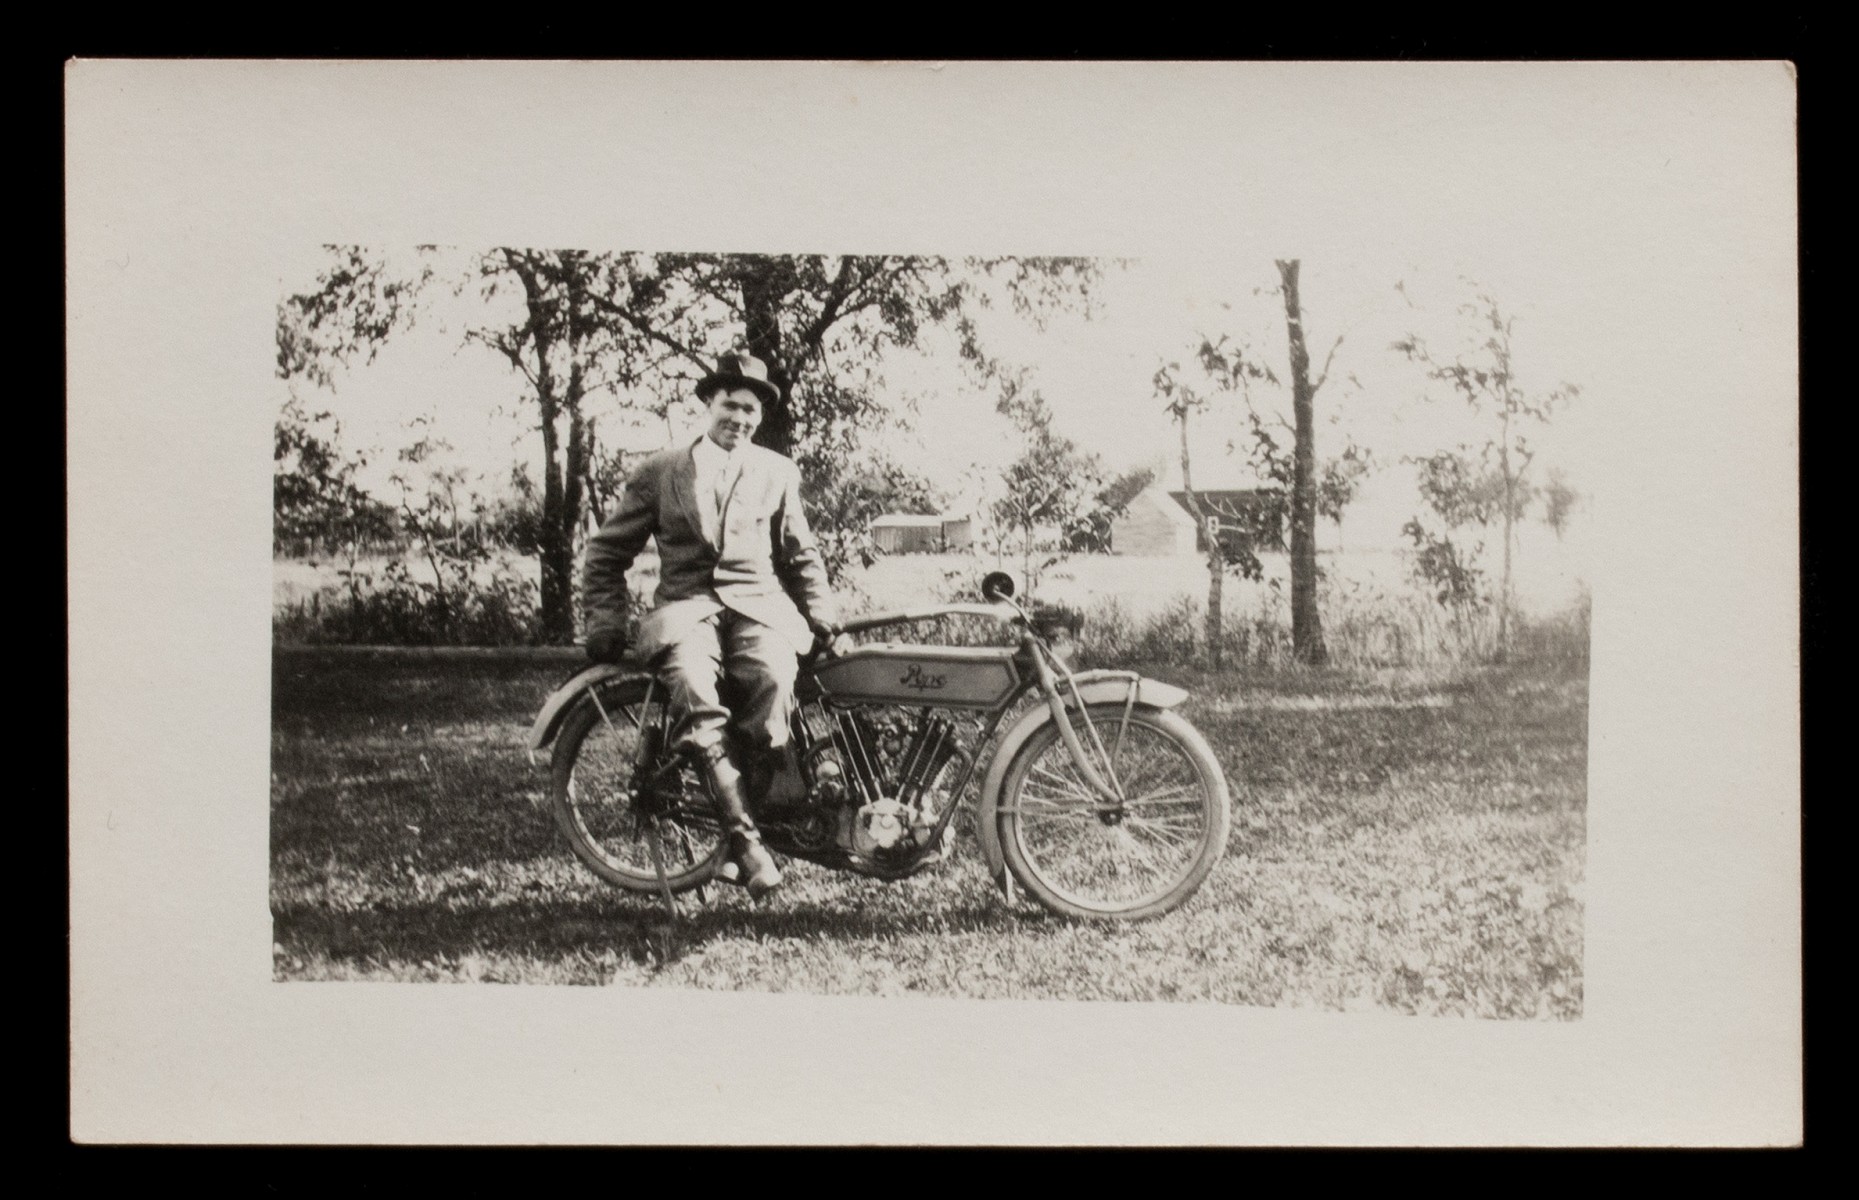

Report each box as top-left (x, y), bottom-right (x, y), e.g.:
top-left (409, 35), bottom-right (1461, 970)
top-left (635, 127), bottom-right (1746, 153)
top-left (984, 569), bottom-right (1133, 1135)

top-left (527, 572), bottom-right (1232, 920)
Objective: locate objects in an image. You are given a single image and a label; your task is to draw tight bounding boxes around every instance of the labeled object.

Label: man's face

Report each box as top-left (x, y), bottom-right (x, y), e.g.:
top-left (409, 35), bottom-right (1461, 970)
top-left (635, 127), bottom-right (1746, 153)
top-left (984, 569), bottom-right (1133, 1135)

top-left (705, 387), bottom-right (763, 450)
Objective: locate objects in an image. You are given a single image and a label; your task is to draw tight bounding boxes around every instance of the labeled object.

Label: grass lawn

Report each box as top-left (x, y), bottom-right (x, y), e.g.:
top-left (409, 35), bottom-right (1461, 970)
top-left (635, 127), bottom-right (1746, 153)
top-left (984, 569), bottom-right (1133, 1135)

top-left (271, 647), bottom-right (1586, 1019)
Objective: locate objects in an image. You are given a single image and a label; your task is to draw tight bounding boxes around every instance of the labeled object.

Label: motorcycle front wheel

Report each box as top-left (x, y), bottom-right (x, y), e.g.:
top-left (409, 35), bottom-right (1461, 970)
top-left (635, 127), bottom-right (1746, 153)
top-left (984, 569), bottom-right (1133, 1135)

top-left (997, 703), bottom-right (1230, 920)
top-left (549, 679), bottom-right (728, 894)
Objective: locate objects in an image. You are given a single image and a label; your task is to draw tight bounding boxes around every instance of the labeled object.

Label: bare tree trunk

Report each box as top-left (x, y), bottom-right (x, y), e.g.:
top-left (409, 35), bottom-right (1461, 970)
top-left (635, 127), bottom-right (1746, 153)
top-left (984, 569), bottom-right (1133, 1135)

top-left (557, 269), bottom-right (592, 647)
top-left (1176, 408), bottom-right (1223, 669)
top-left (513, 254), bottom-right (577, 645)
top-left (1497, 405), bottom-right (1514, 662)
top-left (1204, 515), bottom-right (1223, 665)
top-left (1276, 259), bottom-right (1329, 666)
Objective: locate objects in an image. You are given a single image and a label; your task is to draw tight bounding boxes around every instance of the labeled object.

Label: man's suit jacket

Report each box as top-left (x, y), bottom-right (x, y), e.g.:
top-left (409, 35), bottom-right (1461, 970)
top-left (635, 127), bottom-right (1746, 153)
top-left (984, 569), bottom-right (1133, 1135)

top-left (582, 438), bottom-right (837, 658)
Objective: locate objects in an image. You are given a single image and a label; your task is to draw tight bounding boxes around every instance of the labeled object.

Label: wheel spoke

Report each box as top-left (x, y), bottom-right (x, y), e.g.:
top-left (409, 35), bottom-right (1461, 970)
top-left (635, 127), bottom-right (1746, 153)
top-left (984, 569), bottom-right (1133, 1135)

top-left (1029, 761), bottom-right (1095, 799)
top-left (1019, 779), bottom-right (1099, 809)
top-left (1115, 757), bottom-right (1189, 801)
top-left (552, 694), bottom-right (725, 891)
top-left (1120, 816), bottom-right (1198, 850)
top-left (1001, 710), bottom-right (1225, 916)
top-left (1126, 779), bottom-right (1198, 805)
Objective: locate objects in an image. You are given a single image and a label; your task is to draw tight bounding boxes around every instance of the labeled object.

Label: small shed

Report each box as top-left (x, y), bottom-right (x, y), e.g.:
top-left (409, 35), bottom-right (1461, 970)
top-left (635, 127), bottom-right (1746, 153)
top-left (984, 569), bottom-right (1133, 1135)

top-left (1109, 485), bottom-right (1199, 556)
top-left (872, 513), bottom-right (973, 553)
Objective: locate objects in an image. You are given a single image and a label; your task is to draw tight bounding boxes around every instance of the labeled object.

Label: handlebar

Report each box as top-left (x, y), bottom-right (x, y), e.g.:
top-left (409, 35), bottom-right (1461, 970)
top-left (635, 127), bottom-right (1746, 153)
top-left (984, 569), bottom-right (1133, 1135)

top-left (836, 602), bottom-right (1022, 636)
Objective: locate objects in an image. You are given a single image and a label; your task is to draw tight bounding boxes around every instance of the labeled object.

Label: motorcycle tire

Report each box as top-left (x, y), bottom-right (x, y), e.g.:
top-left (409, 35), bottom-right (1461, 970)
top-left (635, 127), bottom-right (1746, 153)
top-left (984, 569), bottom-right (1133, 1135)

top-left (549, 679), bottom-right (728, 894)
top-left (996, 702), bottom-right (1231, 921)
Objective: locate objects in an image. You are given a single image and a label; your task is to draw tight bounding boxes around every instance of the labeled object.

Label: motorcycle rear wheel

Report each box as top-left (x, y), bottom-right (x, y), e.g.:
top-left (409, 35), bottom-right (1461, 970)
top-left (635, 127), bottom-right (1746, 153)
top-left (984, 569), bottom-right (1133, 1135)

top-left (997, 703), bottom-right (1230, 920)
top-left (549, 680), bottom-right (728, 894)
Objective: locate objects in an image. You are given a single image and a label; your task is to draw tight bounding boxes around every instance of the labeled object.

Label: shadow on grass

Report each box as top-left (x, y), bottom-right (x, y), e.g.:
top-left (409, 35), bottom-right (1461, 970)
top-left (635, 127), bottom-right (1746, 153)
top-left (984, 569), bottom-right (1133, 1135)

top-left (273, 648), bottom-right (1588, 1004)
top-left (275, 887), bottom-right (1045, 979)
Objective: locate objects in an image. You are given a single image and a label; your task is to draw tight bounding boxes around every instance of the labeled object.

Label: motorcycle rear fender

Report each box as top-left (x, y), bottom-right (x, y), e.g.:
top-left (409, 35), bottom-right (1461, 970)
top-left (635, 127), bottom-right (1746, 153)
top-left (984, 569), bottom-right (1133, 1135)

top-left (974, 671), bottom-right (1191, 893)
top-left (526, 664), bottom-right (649, 759)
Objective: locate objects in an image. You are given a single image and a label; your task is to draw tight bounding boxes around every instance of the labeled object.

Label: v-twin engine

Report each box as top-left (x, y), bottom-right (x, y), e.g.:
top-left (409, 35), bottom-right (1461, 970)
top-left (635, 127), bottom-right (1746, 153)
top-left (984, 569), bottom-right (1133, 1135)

top-left (782, 703), bottom-right (972, 869)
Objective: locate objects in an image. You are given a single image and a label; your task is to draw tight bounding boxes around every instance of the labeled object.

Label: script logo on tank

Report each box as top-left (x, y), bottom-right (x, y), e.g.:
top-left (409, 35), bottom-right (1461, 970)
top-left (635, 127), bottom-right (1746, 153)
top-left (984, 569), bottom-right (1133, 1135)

top-left (899, 664), bottom-right (947, 691)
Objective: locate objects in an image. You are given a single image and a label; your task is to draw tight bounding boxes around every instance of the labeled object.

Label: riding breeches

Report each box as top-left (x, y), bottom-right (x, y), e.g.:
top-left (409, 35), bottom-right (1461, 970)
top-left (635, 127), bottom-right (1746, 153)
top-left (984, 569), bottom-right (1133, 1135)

top-left (652, 605), bottom-right (800, 756)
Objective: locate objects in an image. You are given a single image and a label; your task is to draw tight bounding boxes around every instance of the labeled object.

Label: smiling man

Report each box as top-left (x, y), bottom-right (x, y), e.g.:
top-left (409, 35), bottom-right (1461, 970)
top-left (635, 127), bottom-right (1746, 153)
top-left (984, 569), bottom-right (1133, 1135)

top-left (581, 349), bottom-right (841, 897)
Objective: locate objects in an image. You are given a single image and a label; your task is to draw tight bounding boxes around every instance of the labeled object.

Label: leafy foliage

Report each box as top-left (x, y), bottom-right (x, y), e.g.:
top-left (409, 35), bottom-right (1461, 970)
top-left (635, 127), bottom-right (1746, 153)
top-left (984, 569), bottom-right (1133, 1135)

top-left (273, 396), bottom-right (396, 558)
top-left (1318, 442), bottom-right (1373, 527)
top-left (1156, 333), bottom-right (1373, 581)
top-left (276, 555), bottom-right (539, 647)
top-left (989, 376), bottom-right (1107, 575)
top-left (1062, 464), bottom-right (1157, 553)
top-left (276, 247), bottom-right (430, 389)
top-left (1393, 292), bottom-right (1580, 655)
top-left (1411, 448), bottom-right (1508, 529)
top-left (1540, 468), bottom-right (1580, 540)
top-left (1401, 519), bottom-right (1489, 612)
top-left (279, 248), bottom-right (1102, 644)
top-left (802, 449), bottom-right (946, 578)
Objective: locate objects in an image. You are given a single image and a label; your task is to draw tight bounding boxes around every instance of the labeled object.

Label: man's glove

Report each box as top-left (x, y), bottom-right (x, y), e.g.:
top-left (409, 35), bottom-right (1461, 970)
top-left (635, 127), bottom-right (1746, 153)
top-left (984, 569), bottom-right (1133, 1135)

top-left (810, 620), bottom-right (853, 659)
top-left (585, 626), bottom-right (629, 664)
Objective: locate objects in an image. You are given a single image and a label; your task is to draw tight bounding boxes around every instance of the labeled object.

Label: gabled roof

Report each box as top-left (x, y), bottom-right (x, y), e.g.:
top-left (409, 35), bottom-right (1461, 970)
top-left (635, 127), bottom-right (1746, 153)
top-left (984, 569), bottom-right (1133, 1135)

top-left (1167, 488), bottom-right (1279, 517)
top-left (1118, 485), bottom-right (1197, 528)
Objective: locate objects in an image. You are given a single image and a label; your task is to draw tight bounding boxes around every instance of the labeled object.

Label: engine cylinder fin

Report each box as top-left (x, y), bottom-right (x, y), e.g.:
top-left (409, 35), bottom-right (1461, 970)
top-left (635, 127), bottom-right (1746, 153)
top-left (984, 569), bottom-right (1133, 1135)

top-left (899, 715), bottom-right (948, 809)
top-left (894, 709), bottom-right (932, 796)
top-left (830, 709), bottom-right (876, 807)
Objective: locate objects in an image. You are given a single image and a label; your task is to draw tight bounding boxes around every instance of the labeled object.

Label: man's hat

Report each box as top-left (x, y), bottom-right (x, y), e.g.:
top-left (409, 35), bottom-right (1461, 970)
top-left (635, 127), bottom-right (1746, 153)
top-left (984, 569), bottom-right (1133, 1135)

top-left (695, 350), bottom-right (781, 407)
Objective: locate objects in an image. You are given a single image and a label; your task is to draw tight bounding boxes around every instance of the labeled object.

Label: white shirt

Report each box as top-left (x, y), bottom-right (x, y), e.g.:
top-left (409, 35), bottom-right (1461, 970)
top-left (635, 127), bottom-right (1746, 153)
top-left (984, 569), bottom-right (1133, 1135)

top-left (690, 433), bottom-right (744, 534)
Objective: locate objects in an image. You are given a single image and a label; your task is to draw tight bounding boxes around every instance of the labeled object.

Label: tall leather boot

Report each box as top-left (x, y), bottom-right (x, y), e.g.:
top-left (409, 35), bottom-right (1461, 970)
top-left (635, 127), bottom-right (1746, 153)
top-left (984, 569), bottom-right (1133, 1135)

top-left (744, 741), bottom-right (805, 811)
top-left (695, 744), bottom-right (783, 898)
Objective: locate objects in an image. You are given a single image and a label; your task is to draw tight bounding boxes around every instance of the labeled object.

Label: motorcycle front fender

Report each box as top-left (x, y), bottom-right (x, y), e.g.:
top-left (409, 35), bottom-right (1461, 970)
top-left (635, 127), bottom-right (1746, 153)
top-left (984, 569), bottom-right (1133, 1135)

top-left (974, 672), bottom-right (1191, 895)
top-left (526, 664), bottom-right (646, 759)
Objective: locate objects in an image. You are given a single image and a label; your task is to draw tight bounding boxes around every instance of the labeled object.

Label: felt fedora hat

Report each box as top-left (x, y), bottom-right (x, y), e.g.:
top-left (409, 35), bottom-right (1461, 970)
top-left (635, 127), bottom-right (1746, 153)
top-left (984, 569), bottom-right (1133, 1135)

top-left (695, 350), bottom-right (781, 407)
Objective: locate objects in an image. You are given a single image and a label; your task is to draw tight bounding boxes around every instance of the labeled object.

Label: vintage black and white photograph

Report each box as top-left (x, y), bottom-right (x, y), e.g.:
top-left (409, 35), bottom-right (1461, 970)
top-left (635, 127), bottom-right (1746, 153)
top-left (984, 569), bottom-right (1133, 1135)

top-left (69, 60), bottom-right (1799, 1145)
top-left (270, 247), bottom-right (1592, 1014)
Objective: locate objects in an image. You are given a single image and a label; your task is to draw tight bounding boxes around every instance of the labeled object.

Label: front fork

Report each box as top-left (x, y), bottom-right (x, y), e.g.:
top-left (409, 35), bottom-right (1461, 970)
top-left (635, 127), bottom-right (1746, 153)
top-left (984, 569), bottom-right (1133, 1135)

top-left (1025, 643), bottom-right (1136, 806)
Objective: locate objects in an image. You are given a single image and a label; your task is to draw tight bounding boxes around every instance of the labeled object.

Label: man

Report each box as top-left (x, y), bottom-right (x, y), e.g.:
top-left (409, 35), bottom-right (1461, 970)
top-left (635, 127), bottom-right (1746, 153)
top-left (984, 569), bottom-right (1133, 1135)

top-left (581, 349), bottom-right (840, 898)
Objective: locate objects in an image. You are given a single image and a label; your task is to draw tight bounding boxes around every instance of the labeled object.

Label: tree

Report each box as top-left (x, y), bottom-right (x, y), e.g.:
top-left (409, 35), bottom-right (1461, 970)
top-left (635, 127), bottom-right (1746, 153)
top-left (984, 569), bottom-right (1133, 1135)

top-left (808, 455), bottom-right (945, 574)
top-left (1153, 361), bottom-right (1231, 668)
top-left (388, 424), bottom-right (484, 632)
top-left (1063, 464), bottom-right (1157, 554)
top-left (588, 252), bottom-right (1099, 452)
top-left (1393, 291), bottom-right (1577, 657)
top-left (459, 250), bottom-right (675, 641)
top-left (991, 376), bottom-right (1105, 588)
top-left (1156, 266), bottom-right (1368, 669)
top-left (595, 253), bottom-right (1102, 567)
top-left (1540, 468), bottom-right (1579, 540)
top-left (1197, 334), bottom-right (1292, 580)
top-left (281, 247), bottom-right (700, 641)
top-left (280, 248), bottom-right (1102, 642)
top-left (1274, 259), bottom-right (1341, 666)
top-left (272, 395), bottom-right (395, 565)
top-left (1318, 444), bottom-right (1373, 533)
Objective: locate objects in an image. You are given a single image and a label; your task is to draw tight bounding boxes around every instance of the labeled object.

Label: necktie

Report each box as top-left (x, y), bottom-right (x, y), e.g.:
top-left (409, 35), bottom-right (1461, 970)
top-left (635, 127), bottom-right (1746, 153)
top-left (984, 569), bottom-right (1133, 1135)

top-left (711, 457), bottom-right (738, 535)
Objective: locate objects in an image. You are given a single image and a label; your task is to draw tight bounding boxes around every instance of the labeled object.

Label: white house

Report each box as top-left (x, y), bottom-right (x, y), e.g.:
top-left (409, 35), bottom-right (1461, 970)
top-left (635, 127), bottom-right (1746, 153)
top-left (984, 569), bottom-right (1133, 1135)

top-left (1108, 485), bottom-right (1199, 556)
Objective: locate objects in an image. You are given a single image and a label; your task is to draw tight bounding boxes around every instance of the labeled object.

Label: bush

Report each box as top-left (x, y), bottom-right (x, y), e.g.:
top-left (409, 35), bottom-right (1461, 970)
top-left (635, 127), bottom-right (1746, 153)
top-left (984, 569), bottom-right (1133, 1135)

top-left (275, 556), bottom-right (542, 646)
top-left (1507, 587), bottom-right (1591, 668)
top-left (1069, 581), bottom-right (1587, 672)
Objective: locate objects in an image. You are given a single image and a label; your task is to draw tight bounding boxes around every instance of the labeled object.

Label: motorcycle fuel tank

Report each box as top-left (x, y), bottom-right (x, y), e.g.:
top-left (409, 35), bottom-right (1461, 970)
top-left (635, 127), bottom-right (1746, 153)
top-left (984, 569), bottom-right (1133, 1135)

top-left (812, 644), bottom-right (1022, 710)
